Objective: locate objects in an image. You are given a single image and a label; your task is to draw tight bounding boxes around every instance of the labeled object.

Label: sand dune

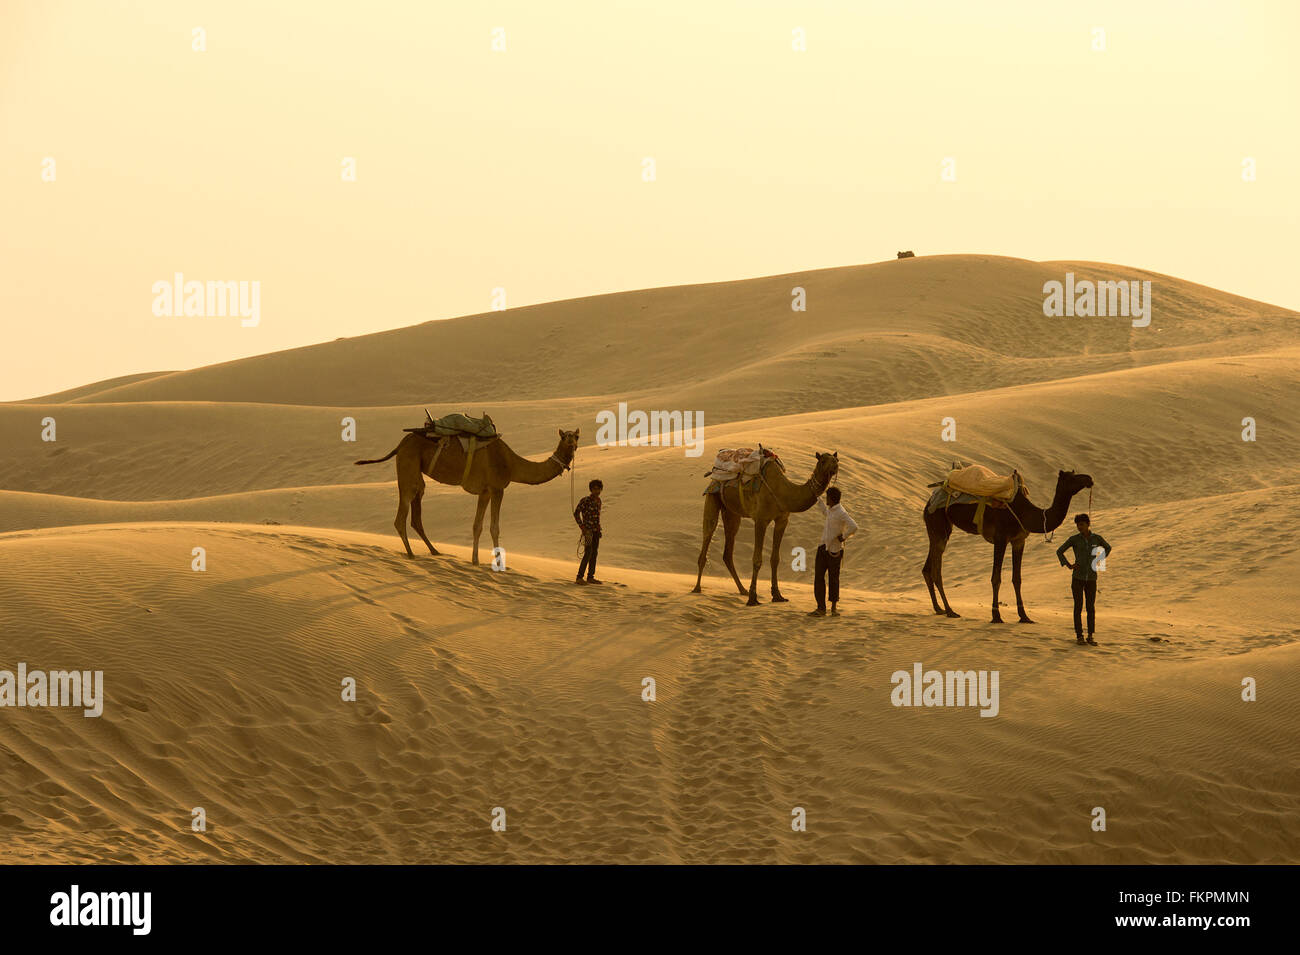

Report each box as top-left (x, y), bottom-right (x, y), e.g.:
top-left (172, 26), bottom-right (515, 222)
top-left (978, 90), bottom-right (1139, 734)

top-left (2, 255), bottom-right (1297, 863)
top-left (32, 256), bottom-right (1295, 408)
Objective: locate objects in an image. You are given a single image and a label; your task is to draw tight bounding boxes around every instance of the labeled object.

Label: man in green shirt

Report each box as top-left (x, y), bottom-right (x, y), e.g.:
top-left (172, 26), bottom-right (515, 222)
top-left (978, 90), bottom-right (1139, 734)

top-left (1055, 514), bottom-right (1112, 646)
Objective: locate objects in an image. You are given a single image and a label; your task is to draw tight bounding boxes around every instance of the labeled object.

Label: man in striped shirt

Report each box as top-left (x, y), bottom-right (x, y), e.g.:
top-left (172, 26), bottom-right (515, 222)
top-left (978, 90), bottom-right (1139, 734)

top-left (573, 479), bottom-right (604, 585)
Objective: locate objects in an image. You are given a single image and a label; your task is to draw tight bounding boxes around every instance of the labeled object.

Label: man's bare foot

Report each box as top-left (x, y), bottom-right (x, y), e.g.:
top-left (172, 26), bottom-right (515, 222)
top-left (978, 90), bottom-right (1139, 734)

top-left (808, 608), bottom-right (826, 617)
top-left (587, 578), bottom-right (603, 585)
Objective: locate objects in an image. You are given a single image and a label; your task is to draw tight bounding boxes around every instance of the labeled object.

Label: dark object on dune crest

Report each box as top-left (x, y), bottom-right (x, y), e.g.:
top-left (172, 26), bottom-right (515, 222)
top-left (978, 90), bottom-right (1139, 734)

top-left (897, 250), bottom-right (915, 258)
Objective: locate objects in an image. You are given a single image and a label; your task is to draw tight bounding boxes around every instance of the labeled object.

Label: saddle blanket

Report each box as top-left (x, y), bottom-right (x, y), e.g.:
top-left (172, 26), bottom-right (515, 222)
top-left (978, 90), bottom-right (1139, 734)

top-left (925, 486), bottom-right (1009, 514)
top-left (705, 475), bottom-right (760, 497)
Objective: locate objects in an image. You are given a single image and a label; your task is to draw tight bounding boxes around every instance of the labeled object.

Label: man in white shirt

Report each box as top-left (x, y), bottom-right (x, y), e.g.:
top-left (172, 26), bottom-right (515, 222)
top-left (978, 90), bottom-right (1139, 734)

top-left (810, 486), bottom-right (857, 617)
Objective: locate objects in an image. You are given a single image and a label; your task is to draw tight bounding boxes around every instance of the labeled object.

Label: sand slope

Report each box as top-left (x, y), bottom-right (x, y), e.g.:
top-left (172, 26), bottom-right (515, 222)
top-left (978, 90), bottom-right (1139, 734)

top-left (1, 524), bottom-right (1295, 864)
top-left (1, 255), bottom-right (1297, 863)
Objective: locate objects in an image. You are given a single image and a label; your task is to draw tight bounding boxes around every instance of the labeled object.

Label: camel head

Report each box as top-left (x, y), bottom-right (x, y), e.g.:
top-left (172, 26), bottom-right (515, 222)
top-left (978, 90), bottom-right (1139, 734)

top-left (555, 428), bottom-right (581, 467)
top-left (1057, 469), bottom-right (1094, 498)
top-left (813, 451), bottom-right (839, 491)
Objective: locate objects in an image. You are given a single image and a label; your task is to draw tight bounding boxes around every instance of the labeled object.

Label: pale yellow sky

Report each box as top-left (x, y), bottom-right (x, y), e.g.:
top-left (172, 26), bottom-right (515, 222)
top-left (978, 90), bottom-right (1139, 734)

top-left (2, 0), bottom-right (1297, 401)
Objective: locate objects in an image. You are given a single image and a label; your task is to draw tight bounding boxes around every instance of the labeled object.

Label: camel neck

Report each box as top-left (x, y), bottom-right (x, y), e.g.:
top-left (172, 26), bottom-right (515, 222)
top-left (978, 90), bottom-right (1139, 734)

top-left (508, 444), bottom-right (566, 485)
top-left (770, 464), bottom-right (828, 513)
top-left (1011, 481), bottom-right (1070, 534)
top-left (1040, 482), bottom-right (1074, 532)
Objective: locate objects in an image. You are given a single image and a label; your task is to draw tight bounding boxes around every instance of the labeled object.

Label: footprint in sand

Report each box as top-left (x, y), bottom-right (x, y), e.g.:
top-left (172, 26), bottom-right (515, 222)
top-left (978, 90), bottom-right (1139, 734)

top-left (389, 612), bottom-right (423, 638)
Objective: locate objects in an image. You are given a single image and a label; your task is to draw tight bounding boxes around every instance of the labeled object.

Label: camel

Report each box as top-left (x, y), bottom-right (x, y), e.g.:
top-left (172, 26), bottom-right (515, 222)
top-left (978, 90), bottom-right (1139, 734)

top-left (897, 250), bottom-right (915, 258)
top-left (692, 451), bottom-right (839, 606)
top-left (922, 469), bottom-right (1093, 623)
top-left (355, 428), bottom-right (580, 563)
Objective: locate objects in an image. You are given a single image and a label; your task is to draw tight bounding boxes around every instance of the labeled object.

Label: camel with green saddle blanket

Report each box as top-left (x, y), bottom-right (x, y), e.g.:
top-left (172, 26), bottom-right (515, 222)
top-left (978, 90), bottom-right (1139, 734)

top-left (921, 463), bottom-right (1094, 623)
top-left (355, 411), bottom-right (580, 564)
top-left (925, 463), bottom-right (1029, 540)
top-left (693, 446), bottom-right (839, 605)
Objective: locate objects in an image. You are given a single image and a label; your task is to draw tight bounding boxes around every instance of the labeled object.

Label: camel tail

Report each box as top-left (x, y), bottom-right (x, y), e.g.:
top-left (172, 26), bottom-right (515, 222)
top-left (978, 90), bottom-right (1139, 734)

top-left (354, 446), bottom-right (400, 466)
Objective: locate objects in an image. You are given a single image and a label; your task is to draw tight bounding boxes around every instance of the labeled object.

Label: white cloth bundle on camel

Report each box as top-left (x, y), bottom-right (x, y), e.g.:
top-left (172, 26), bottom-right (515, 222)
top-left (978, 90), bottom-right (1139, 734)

top-left (704, 446), bottom-right (781, 483)
top-left (944, 463), bottom-right (1025, 502)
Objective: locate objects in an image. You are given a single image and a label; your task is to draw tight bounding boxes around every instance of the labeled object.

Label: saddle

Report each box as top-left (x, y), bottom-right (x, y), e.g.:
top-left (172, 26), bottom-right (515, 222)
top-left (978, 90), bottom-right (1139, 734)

top-left (703, 446), bottom-right (783, 509)
top-left (406, 411), bottom-right (499, 441)
top-left (704, 446), bottom-right (781, 484)
top-left (404, 411), bottom-right (501, 483)
top-left (925, 462), bottom-right (1027, 537)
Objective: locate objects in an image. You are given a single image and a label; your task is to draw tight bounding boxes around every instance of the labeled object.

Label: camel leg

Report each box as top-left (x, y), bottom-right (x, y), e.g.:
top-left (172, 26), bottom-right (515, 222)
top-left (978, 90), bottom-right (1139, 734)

top-left (488, 488), bottom-right (504, 560)
top-left (393, 485), bottom-right (417, 558)
top-left (470, 490), bottom-right (491, 565)
top-left (1011, 540), bottom-right (1034, 623)
top-left (693, 493), bottom-right (722, 593)
top-left (990, 537), bottom-right (1007, 623)
top-left (409, 488), bottom-right (440, 556)
top-left (922, 541), bottom-right (944, 614)
top-left (921, 523), bottom-right (943, 613)
top-left (721, 508), bottom-right (746, 594)
top-left (769, 513), bottom-right (789, 602)
top-left (928, 539), bottom-right (960, 618)
top-left (747, 518), bottom-right (770, 607)
top-left (920, 540), bottom-right (941, 615)
top-left (922, 512), bottom-right (957, 616)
